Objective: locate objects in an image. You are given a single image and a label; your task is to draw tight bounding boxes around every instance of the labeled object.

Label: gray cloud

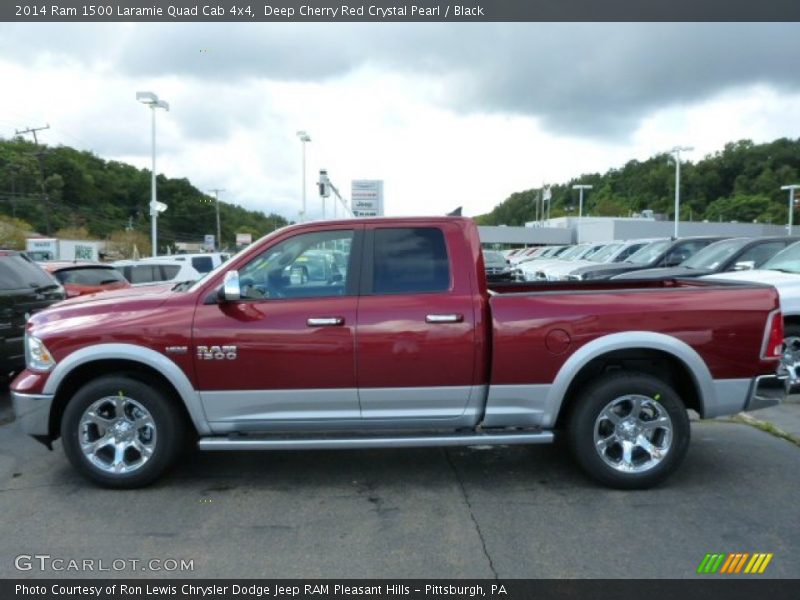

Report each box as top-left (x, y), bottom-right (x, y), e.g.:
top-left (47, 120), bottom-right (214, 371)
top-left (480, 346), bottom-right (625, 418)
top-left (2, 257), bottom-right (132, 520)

top-left (4, 23), bottom-right (800, 138)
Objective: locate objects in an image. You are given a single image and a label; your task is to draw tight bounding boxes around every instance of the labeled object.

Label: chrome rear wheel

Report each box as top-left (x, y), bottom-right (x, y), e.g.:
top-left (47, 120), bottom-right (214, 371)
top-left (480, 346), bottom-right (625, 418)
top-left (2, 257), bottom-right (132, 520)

top-left (593, 394), bottom-right (673, 474)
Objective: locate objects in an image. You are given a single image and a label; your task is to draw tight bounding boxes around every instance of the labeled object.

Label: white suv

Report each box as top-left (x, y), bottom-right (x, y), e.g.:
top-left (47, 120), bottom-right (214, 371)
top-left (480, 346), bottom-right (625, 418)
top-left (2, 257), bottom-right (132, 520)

top-left (142, 252), bottom-right (230, 275)
top-left (112, 259), bottom-right (202, 287)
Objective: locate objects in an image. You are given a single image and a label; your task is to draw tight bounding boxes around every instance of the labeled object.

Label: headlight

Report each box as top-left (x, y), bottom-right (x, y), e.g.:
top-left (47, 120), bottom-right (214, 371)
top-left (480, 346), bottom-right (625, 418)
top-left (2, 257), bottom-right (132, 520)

top-left (26, 334), bottom-right (56, 371)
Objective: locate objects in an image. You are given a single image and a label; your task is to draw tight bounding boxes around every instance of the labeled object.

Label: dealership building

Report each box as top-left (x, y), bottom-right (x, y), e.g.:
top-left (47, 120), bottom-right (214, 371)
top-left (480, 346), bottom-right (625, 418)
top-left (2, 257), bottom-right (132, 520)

top-left (480, 216), bottom-right (791, 246)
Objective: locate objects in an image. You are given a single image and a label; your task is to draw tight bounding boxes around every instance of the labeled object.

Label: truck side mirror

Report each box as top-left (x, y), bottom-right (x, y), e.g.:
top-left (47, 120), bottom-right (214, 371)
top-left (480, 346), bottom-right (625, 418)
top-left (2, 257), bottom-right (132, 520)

top-left (219, 270), bottom-right (241, 301)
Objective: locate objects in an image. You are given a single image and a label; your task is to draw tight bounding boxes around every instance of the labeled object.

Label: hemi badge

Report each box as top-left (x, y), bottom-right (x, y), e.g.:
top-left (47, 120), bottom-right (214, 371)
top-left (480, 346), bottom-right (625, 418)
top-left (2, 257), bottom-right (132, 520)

top-left (165, 346), bottom-right (188, 354)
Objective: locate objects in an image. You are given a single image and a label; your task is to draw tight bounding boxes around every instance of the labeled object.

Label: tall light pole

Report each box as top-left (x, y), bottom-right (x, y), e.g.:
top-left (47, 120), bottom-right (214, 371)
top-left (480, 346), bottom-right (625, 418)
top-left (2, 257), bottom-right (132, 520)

top-left (209, 188), bottom-right (225, 250)
top-left (137, 91), bottom-right (169, 257)
top-left (296, 130), bottom-right (311, 221)
top-left (668, 145), bottom-right (693, 238)
top-left (781, 184), bottom-right (800, 235)
top-left (572, 184), bottom-right (592, 243)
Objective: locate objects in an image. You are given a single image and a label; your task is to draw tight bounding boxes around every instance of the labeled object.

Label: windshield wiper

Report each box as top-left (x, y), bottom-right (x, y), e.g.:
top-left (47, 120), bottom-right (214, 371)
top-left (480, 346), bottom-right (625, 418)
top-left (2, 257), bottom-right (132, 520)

top-left (171, 280), bottom-right (196, 292)
top-left (767, 268), bottom-right (799, 274)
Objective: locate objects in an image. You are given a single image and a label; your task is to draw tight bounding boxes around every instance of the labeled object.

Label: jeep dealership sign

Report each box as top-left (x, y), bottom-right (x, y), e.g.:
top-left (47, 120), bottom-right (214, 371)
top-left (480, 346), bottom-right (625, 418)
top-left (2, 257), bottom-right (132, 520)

top-left (351, 180), bottom-right (384, 217)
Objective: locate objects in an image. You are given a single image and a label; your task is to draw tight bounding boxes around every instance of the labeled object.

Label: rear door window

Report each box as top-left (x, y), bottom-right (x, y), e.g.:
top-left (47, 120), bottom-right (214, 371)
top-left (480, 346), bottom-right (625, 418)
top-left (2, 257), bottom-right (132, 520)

top-left (371, 228), bottom-right (450, 294)
top-left (191, 256), bottom-right (214, 273)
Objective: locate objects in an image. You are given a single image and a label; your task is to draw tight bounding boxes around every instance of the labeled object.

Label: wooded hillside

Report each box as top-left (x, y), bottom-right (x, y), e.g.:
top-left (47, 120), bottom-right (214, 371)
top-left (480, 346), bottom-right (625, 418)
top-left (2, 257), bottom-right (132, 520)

top-left (475, 138), bottom-right (800, 226)
top-left (0, 137), bottom-right (288, 253)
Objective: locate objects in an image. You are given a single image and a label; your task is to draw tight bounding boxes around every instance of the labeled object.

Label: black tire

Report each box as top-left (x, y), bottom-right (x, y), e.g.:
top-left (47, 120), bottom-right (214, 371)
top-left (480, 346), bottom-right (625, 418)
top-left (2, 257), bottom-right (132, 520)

top-left (566, 371), bottom-right (690, 489)
top-left (783, 323), bottom-right (800, 393)
top-left (61, 375), bottom-right (185, 489)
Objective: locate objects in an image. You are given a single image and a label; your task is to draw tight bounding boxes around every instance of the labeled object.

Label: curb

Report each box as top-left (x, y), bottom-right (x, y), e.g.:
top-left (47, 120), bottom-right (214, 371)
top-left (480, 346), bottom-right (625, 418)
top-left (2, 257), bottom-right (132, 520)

top-left (730, 412), bottom-right (800, 448)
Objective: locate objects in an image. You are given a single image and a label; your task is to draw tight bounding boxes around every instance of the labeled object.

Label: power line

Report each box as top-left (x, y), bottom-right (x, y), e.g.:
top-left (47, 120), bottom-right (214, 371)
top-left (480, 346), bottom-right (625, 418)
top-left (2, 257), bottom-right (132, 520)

top-left (15, 124), bottom-right (52, 234)
top-left (15, 124), bottom-right (50, 145)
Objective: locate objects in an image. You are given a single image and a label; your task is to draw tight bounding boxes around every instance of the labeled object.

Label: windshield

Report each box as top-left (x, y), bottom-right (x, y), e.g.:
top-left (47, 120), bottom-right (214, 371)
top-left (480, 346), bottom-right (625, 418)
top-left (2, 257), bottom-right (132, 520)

top-left (587, 243), bottom-right (622, 263)
top-left (682, 239), bottom-right (749, 269)
top-left (557, 246), bottom-right (584, 260)
top-left (576, 244), bottom-right (607, 260)
top-left (761, 242), bottom-right (800, 274)
top-left (626, 240), bottom-right (672, 265)
top-left (0, 254), bottom-right (57, 290)
top-left (186, 242), bottom-right (258, 293)
top-left (483, 251), bottom-right (507, 266)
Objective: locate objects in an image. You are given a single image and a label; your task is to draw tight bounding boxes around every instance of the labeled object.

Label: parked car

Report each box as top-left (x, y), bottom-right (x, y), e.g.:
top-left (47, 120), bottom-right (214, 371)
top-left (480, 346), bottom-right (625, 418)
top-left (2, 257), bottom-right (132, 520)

top-left (525, 242), bottom-right (610, 281)
top-left (39, 261), bottom-right (130, 298)
top-left (612, 237), bottom-right (798, 280)
top-left (112, 259), bottom-right (202, 286)
top-left (0, 251), bottom-right (65, 378)
top-left (11, 217), bottom-right (786, 490)
top-left (513, 245), bottom-right (568, 266)
top-left (142, 252), bottom-right (229, 275)
top-left (702, 240), bottom-right (800, 380)
top-left (568, 237), bottom-right (726, 280)
top-left (545, 239), bottom-right (659, 281)
top-left (482, 250), bottom-right (517, 282)
top-left (284, 249), bottom-right (344, 285)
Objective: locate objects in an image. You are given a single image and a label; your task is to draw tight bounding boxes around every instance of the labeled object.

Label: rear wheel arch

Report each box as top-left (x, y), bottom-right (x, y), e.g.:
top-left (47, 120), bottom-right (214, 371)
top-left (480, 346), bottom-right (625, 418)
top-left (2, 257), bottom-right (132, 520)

top-left (546, 333), bottom-right (711, 428)
top-left (555, 348), bottom-right (702, 429)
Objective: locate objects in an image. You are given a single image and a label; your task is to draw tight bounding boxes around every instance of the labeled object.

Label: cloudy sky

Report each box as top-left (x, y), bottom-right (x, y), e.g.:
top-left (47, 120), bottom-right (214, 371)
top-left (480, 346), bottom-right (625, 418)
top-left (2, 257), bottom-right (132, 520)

top-left (2, 23), bottom-right (800, 221)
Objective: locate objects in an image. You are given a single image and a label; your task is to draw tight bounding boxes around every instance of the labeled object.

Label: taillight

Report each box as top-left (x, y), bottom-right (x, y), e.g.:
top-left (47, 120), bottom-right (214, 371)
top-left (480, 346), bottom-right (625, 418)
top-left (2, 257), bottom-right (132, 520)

top-left (761, 309), bottom-right (784, 360)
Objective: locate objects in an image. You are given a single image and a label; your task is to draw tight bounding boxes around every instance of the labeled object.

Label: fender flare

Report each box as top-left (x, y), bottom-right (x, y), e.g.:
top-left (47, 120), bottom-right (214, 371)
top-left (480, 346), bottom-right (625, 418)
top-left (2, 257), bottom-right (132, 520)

top-left (541, 331), bottom-right (715, 427)
top-left (44, 343), bottom-right (210, 434)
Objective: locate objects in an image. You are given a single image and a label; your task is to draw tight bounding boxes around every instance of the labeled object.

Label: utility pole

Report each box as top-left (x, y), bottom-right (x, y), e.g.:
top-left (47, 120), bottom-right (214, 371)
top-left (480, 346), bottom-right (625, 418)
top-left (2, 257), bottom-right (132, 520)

top-left (209, 188), bottom-right (225, 250)
top-left (572, 184), bottom-right (593, 243)
top-left (781, 185), bottom-right (800, 235)
top-left (296, 131), bottom-right (311, 221)
top-left (16, 124), bottom-right (49, 145)
top-left (668, 145), bottom-right (693, 238)
top-left (136, 92), bottom-right (169, 257)
top-left (16, 124), bottom-right (52, 234)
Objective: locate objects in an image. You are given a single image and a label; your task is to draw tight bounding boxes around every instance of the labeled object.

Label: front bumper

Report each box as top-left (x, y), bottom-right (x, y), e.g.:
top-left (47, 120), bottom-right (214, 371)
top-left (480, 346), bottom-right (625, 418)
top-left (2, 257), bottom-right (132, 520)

top-left (744, 374), bottom-right (786, 413)
top-left (11, 391), bottom-right (53, 436)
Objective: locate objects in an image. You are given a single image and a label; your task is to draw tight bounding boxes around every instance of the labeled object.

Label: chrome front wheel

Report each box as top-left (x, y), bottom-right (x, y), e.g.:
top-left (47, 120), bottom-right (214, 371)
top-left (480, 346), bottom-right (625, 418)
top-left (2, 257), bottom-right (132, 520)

top-left (62, 375), bottom-right (186, 488)
top-left (79, 395), bottom-right (157, 474)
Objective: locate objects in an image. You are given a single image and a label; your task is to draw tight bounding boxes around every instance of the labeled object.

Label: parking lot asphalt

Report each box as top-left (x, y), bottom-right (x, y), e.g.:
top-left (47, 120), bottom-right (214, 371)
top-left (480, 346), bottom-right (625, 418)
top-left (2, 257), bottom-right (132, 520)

top-left (0, 386), bottom-right (798, 580)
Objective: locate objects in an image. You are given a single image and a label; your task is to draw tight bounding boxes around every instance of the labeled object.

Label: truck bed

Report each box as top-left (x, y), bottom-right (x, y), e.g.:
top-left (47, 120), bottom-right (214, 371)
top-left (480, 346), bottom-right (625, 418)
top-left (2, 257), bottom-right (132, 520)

top-left (487, 277), bottom-right (780, 386)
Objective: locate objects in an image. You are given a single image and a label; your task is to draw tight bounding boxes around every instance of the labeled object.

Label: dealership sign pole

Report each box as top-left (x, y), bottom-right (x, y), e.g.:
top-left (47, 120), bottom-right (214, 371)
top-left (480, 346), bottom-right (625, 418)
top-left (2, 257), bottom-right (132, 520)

top-left (781, 184), bottom-right (800, 235)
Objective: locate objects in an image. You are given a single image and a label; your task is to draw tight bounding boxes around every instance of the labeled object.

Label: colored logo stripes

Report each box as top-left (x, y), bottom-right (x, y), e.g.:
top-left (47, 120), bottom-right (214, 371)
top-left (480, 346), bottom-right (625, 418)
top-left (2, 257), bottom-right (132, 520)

top-left (697, 553), bottom-right (773, 574)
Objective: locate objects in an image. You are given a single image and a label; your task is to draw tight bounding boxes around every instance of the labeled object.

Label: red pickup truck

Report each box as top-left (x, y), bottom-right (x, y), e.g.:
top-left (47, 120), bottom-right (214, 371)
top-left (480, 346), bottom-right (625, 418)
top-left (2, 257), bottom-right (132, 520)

top-left (11, 217), bottom-right (786, 489)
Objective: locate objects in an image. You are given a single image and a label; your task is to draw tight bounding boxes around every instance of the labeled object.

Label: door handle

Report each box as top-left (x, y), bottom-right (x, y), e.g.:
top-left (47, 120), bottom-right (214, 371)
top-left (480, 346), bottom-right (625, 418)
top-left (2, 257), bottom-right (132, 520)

top-left (307, 317), bottom-right (345, 327)
top-left (426, 314), bottom-right (463, 324)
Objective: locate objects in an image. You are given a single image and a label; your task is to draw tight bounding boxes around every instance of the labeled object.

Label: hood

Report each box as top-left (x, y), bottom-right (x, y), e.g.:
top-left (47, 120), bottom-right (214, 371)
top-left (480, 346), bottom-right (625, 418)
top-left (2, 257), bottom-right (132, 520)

top-left (702, 269), bottom-right (800, 288)
top-left (56, 282), bottom-right (174, 306)
top-left (571, 262), bottom-right (643, 279)
top-left (28, 283), bottom-right (178, 334)
top-left (703, 269), bottom-right (800, 315)
top-left (613, 266), bottom-right (710, 280)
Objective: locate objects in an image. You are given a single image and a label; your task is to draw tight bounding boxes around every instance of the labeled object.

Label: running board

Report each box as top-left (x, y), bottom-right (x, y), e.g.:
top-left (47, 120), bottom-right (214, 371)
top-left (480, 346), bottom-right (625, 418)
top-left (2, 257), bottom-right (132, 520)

top-left (198, 431), bottom-right (554, 451)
